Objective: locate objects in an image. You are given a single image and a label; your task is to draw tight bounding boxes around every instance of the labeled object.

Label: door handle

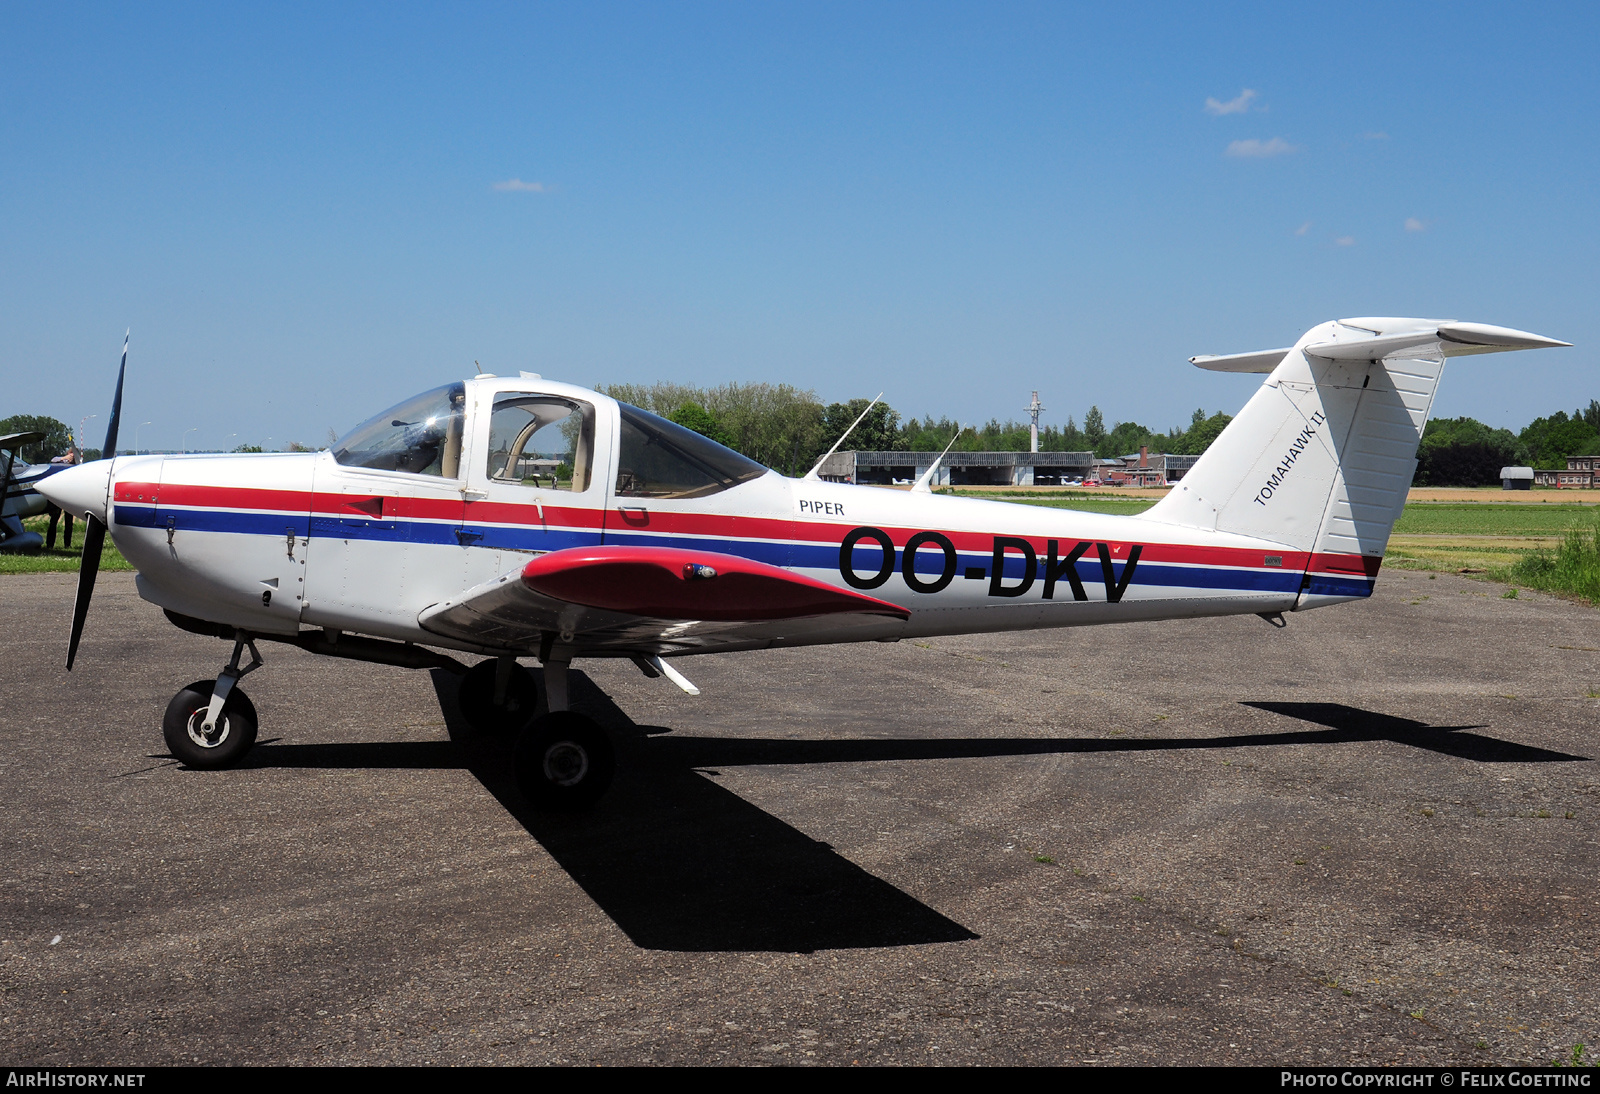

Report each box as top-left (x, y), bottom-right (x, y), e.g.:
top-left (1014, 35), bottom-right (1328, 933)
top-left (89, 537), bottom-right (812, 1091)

top-left (455, 528), bottom-right (485, 545)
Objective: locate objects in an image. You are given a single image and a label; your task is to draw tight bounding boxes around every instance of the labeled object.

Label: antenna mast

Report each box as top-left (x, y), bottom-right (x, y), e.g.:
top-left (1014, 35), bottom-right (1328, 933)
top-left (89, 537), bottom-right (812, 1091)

top-left (804, 393), bottom-right (883, 481)
top-left (1027, 391), bottom-right (1045, 453)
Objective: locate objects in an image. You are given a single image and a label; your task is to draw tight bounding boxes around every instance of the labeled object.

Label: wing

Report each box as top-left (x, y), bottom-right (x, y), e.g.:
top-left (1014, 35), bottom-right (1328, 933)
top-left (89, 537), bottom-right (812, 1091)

top-left (418, 545), bottom-right (910, 656)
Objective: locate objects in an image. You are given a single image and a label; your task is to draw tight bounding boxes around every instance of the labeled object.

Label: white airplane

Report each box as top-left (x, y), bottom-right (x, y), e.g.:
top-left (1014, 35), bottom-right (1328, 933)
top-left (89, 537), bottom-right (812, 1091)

top-left (38, 318), bottom-right (1570, 808)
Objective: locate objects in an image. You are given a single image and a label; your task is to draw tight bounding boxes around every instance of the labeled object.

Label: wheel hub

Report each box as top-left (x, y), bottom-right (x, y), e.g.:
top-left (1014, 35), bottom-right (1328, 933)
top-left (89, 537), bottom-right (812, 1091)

top-left (542, 740), bottom-right (589, 786)
top-left (185, 708), bottom-right (230, 748)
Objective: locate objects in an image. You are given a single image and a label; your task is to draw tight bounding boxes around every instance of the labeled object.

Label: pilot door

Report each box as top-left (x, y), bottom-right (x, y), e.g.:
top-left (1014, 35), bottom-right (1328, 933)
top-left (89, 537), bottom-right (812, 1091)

top-left (458, 387), bottom-right (610, 577)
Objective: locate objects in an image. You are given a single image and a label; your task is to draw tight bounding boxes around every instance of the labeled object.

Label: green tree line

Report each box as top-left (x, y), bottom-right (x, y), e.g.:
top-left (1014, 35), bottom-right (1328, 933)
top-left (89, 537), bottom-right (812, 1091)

top-left (1414, 400), bottom-right (1600, 485)
top-left (14, 391), bottom-right (1599, 486)
top-left (601, 382), bottom-right (1236, 473)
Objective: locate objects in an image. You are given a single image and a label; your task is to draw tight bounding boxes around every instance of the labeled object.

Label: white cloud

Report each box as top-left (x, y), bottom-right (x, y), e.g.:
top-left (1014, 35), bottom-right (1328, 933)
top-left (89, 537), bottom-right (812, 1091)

top-left (1404, 217), bottom-right (1426, 232)
top-left (1205, 89), bottom-right (1257, 115)
top-left (1295, 221), bottom-right (1312, 236)
top-left (1334, 236), bottom-right (1356, 247)
top-left (493, 179), bottom-right (547, 193)
top-left (1226, 137), bottom-right (1297, 158)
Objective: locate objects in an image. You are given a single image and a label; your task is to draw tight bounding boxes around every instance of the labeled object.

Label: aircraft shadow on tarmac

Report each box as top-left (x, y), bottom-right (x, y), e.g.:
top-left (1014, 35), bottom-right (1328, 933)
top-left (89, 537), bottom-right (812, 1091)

top-left (237, 676), bottom-right (1586, 953)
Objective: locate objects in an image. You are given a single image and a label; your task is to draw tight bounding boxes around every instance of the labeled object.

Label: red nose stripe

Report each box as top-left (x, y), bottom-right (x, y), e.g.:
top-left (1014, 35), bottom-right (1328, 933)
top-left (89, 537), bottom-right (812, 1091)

top-left (521, 546), bottom-right (910, 622)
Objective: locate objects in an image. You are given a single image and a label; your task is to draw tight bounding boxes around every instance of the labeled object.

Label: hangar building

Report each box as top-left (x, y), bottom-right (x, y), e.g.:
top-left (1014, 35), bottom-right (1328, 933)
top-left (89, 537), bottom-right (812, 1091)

top-left (817, 448), bottom-right (1200, 487)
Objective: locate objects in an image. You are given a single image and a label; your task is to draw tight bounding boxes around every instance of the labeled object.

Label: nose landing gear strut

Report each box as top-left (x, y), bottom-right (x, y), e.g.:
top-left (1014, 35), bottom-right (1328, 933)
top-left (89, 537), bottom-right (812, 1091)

top-left (162, 632), bottom-right (262, 769)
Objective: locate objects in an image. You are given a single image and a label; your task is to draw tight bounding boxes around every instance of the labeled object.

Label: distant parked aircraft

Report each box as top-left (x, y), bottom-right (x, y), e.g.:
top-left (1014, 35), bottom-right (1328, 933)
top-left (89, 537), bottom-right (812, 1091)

top-left (1, 433), bottom-right (81, 553)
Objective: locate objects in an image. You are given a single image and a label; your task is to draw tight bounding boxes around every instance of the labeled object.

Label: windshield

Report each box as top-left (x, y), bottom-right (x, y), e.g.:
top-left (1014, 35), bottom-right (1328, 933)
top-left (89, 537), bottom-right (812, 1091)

top-left (332, 383), bottom-right (466, 477)
top-left (614, 403), bottom-right (768, 499)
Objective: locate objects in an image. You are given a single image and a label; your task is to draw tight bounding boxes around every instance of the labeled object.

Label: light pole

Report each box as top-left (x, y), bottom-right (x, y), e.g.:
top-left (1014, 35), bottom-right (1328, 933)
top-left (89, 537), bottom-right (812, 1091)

top-left (77, 415), bottom-right (97, 458)
top-left (135, 422), bottom-right (152, 453)
top-left (183, 427), bottom-right (198, 453)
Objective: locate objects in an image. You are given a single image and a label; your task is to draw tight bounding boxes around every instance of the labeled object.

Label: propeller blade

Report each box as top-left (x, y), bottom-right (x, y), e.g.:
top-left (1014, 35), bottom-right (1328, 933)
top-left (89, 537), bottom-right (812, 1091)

top-left (102, 331), bottom-right (128, 459)
top-left (65, 333), bottom-right (127, 671)
top-left (66, 516), bottom-right (106, 671)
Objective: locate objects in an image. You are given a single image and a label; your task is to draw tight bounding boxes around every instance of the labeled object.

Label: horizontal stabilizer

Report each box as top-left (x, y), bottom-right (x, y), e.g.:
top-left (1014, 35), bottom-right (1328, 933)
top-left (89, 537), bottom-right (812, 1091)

top-left (1436, 321), bottom-right (1572, 354)
top-left (1190, 348), bottom-right (1291, 374)
top-left (1193, 319), bottom-right (1570, 371)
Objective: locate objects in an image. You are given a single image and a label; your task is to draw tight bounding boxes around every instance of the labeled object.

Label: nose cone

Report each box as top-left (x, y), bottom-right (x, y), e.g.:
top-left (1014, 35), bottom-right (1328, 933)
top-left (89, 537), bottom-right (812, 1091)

top-left (35, 460), bottom-right (113, 524)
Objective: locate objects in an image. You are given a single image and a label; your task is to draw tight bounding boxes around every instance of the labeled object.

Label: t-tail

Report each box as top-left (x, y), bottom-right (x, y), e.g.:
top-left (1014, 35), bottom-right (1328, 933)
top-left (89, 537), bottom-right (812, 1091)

top-left (1139, 317), bottom-right (1570, 610)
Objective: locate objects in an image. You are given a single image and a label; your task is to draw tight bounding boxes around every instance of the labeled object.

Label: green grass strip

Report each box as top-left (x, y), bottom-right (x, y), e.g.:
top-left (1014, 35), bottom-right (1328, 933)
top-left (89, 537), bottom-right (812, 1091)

top-left (1507, 511), bottom-right (1600, 604)
top-left (0, 516), bottom-right (133, 574)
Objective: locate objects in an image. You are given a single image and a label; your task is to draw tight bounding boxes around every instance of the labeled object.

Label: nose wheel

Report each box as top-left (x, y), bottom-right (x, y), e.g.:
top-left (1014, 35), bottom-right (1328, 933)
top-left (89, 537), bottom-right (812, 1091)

top-left (162, 632), bottom-right (263, 768)
top-left (163, 679), bottom-right (259, 768)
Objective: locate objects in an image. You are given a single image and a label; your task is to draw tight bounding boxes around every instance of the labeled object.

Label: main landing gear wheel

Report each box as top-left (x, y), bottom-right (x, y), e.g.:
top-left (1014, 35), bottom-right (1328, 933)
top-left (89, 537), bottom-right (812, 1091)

top-left (513, 711), bottom-right (615, 811)
top-left (458, 658), bottom-right (540, 734)
top-left (162, 679), bottom-right (259, 769)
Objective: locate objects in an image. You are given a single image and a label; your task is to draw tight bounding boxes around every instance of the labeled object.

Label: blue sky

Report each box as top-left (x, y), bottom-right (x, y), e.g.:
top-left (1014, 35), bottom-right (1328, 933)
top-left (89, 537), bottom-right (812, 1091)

top-left (3, 2), bottom-right (1595, 452)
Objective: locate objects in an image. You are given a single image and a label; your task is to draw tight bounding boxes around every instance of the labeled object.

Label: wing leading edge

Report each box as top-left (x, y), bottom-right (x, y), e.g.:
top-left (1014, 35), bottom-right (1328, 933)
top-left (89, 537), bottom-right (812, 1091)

top-left (418, 545), bottom-right (910, 656)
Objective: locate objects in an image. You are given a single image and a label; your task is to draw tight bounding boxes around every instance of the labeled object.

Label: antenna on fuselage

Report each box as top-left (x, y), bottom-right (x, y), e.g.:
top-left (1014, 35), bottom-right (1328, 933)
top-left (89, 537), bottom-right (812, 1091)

top-left (803, 393), bottom-right (883, 482)
top-left (910, 426), bottom-right (966, 494)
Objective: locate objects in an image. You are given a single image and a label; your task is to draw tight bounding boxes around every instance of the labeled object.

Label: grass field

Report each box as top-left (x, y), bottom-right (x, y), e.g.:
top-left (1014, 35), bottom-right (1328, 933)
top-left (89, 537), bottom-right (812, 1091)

top-left (0, 515), bottom-right (132, 575)
top-left (1392, 504), bottom-right (1596, 536)
top-left (1506, 514), bottom-right (1600, 603)
top-left (953, 489), bottom-right (1600, 599)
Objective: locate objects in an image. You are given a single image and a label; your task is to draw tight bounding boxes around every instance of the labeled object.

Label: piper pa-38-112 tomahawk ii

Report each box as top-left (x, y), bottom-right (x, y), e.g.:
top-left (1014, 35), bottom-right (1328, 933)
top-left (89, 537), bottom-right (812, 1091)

top-left (38, 318), bottom-right (1571, 809)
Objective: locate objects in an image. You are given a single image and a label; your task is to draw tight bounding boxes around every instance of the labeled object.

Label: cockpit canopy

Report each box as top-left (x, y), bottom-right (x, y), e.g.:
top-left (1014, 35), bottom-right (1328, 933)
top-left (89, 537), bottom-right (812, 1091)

top-left (331, 382), bottom-right (771, 498)
top-left (614, 403), bottom-right (766, 498)
top-left (331, 384), bottom-right (466, 476)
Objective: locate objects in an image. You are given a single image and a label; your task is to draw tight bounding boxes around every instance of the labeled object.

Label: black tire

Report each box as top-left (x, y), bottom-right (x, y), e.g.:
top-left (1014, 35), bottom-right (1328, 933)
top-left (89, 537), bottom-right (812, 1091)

top-left (162, 679), bottom-right (259, 769)
top-left (514, 712), bottom-right (616, 811)
top-left (458, 659), bottom-right (540, 735)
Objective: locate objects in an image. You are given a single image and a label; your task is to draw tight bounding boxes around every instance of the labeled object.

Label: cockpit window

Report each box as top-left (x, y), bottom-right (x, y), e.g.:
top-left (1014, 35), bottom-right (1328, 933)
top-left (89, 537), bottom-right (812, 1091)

top-left (332, 383), bottom-right (466, 477)
top-left (614, 403), bottom-right (767, 499)
top-left (487, 395), bottom-right (595, 492)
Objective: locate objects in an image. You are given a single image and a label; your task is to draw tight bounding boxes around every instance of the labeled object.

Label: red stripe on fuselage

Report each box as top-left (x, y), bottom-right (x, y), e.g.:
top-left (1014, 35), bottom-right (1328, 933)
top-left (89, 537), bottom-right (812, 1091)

top-left (112, 479), bottom-right (1383, 577)
top-left (459, 498), bottom-right (605, 530)
top-left (613, 508), bottom-right (1315, 571)
top-left (1307, 553), bottom-right (1383, 578)
top-left (116, 481), bottom-right (312, 513)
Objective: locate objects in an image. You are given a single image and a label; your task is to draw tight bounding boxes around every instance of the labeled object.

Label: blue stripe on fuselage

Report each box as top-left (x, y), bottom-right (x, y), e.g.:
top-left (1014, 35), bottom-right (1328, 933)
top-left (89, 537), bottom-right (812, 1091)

top-left (116, 504), bottom-right (313, 538)
top-left (602, 529), bottom-right (1310, 595)
top-left (1306, 574), bottom-right (1375, 598)
top-left (113, 505), bottom-right (1368, 598)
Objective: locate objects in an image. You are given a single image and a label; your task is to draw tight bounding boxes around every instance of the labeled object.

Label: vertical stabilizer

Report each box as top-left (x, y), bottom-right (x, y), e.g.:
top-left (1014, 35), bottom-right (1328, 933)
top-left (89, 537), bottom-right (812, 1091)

top-left (1142, 317), bottom-right (1569, 609)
